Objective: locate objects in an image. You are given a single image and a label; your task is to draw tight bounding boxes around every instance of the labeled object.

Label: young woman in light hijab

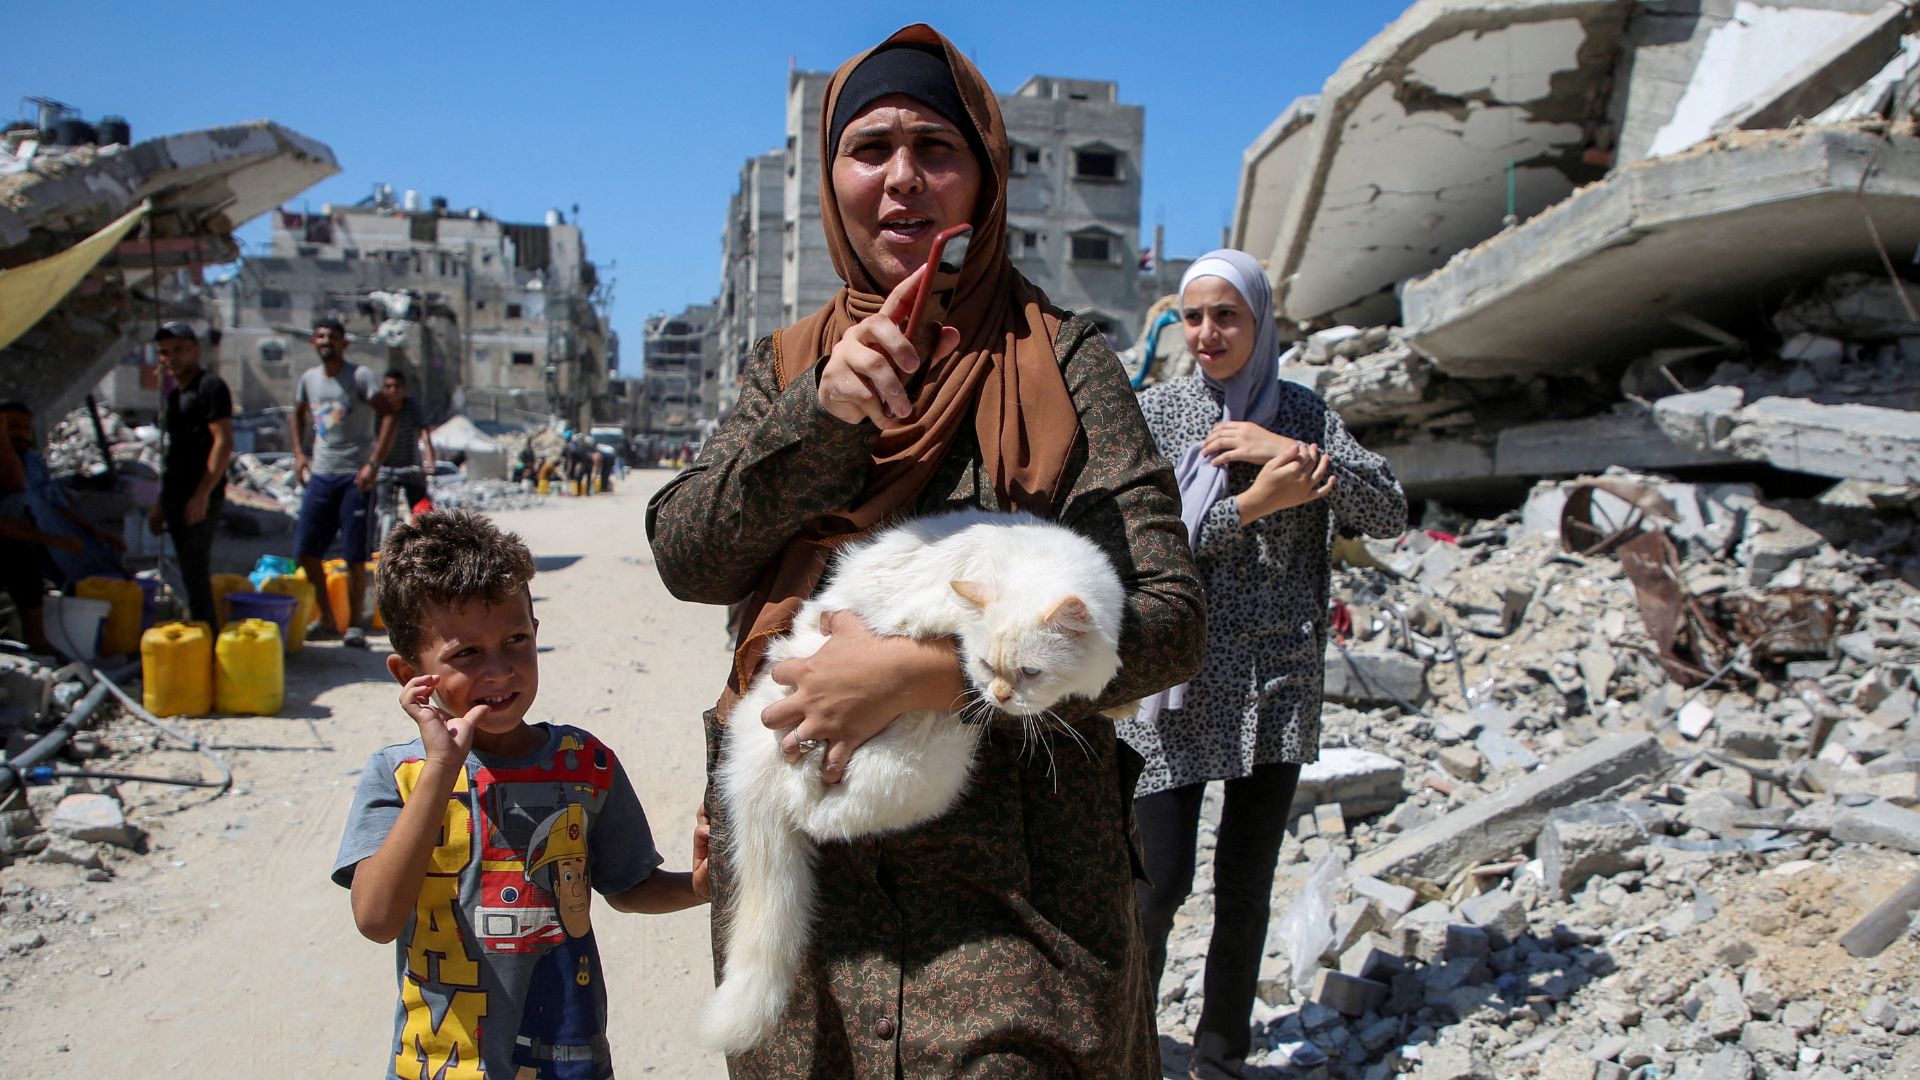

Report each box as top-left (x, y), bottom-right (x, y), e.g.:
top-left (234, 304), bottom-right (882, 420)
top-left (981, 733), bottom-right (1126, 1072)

top-left (1118, 250), bottom-right (1406, 1079)
top-left (649, 24), bottom-right (1204, 1077)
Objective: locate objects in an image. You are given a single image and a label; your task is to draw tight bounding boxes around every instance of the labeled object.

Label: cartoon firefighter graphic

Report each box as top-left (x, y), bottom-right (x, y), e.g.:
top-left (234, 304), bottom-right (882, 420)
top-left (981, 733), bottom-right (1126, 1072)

top-left (511, 802), bottom-right (610, 1079)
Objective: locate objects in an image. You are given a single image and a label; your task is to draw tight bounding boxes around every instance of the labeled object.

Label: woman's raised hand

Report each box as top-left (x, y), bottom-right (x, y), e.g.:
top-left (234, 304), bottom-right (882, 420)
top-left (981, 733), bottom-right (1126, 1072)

top-left (1236, 441), bottom-right (1336, 523)
top-left (1203, 420), bottom-right (1299, 467)
top-left (818, 262), bottom-right (962, 428)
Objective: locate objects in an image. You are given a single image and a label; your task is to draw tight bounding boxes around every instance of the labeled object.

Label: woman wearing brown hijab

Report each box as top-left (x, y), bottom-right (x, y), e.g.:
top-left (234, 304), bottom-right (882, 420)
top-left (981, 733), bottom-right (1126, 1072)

top-left (648, 24), bottom-right (1203, 1077)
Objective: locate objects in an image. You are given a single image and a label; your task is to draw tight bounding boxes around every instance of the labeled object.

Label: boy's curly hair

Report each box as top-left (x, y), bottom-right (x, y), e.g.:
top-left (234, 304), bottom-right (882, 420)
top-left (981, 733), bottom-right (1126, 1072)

top-left (377, 510), bottom-right (536, 661)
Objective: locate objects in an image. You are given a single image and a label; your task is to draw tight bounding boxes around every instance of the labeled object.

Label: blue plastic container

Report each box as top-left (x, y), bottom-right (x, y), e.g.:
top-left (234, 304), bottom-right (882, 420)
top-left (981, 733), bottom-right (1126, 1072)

top-left (248, 555), bottom-right (297, 590)
top-left (225, 591), bottom-right (299, 640)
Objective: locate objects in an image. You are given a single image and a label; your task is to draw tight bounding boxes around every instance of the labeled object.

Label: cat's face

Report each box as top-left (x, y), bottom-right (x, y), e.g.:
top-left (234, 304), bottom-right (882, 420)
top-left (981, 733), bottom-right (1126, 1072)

top-left (951, 583), bottom-right (1110, 717)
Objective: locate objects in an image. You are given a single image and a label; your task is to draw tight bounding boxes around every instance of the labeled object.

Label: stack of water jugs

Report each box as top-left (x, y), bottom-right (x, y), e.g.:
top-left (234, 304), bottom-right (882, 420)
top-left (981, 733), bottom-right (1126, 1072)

top-left (136, 555), bottom-right (301, 718)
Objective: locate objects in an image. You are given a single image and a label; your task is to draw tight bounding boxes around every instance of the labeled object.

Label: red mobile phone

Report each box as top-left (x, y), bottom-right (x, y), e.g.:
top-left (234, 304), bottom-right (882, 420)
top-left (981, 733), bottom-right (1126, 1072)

top-left (898, 223), bottom-right (973, 342)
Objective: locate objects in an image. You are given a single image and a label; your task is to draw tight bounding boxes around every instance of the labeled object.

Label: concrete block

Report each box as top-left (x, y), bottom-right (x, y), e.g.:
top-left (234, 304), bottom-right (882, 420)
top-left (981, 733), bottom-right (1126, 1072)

top-left (1324, 646), bottom-right (1428, 708)
top-left (48, 794), bottom-right (139, 850)
top-left (1330, 900), bottom-right (1382, 958)
top-left (1475, 728), bottom-right (1540, 772)
top-left (1339, 933), bottom-right (1406, 981)
top-left (1676, 699), bottom-right (1715, 740)
top-left (1296, 748), bottom-right (1406, 817)
top-left (1538, 802), bottom-right (1656, 899)
top-left (1314, 802), bottom-right (1348, 838)
top-left (1457, 888), bottom-right (1528, 947)
top-left (1347, 734), bottom-right (1670, 886)
top-left (1830, 800), bottom-right (1920, 853)
top-left (1349, 875), bottom-right (1418, 922)
top-left (1312, 968), bottom-right (1388, 1017)
top-left (1437, 746), bottom-right (1484, 781)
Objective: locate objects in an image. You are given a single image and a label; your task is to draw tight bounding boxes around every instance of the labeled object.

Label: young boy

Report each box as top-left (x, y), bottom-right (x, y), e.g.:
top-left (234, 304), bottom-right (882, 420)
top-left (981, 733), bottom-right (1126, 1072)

top-left (332, 510), bottom-right (707, 1080)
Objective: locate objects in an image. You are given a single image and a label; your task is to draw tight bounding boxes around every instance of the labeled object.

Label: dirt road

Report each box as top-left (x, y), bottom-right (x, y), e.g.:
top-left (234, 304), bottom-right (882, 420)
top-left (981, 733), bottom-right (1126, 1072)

top-left (0, 471), bottom-right (732, 1078)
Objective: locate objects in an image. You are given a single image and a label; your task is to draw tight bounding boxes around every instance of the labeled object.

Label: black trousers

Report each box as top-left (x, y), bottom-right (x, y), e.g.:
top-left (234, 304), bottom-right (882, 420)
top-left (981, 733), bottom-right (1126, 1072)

top-left (1135, 762), bottom-right (1303, 1065)
top-left (163, 498), bottom-right (220, 628)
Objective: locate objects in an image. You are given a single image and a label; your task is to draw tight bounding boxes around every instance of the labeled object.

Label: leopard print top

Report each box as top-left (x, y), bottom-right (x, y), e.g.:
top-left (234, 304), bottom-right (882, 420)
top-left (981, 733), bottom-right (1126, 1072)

top-left (1117, 373), bottom-right (1407, 796)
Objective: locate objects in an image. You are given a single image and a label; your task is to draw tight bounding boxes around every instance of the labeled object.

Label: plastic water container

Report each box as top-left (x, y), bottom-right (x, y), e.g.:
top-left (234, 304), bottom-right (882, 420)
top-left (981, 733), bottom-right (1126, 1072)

top-left (364, 561), bottom-right (384, 631)
top-left (262, 575), bottom-right (316, 652)
top-left (43, 595), bottom-right (109, 661)
top-left (76, 577), bottom-right (142, 655)
top-left (136, 575), bottom-right (165, 628)
top-left (318, 566), bottom-right (351, 633)
top-left (141, 621), bottom-right (213, 717)
top-left (211, 573), bottom-right (252, 626)
top-left (248, 554), bottom-right (296, 590)
top-left (226, 591), bottom-right (298, 639)
top-left (215, 619), bottom-right (284, 715)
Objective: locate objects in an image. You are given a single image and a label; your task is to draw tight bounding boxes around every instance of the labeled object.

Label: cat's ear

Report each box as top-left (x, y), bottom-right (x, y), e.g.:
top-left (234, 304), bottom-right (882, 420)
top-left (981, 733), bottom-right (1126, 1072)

top-left (1044, 596), bottom-right (1093, 636)
top-left (951, 580), bottom-right (993, 609)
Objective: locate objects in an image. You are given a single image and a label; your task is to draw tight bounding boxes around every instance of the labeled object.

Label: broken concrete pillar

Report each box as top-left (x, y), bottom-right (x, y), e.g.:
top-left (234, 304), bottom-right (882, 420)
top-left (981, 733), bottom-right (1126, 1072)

top-left (1657, 386), bottom-right (1920, 488)
top-left (1324, 647), bottom-right (1427, 708)
top-left (1830, 799), bottom-right (1920, 854)
top-left (1538, 802), bottom-right (1655, 899)
top-left (1295, 748), bottom-right (1407, 817)
top-left (1347, 733), bottom-right (1670, 885)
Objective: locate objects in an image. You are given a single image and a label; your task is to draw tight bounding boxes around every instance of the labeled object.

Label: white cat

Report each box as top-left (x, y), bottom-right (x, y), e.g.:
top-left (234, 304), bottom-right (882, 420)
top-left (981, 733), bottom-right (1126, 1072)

top-left (700, 509), bottom-right (1128, 1055)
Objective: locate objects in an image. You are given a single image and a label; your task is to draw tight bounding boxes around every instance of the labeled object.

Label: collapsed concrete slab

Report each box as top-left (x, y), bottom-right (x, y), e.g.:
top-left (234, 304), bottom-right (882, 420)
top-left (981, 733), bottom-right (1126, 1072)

top-left (1401, 125), bottom-right (1920, 378)
top-left (1230, 96), bottom-right (1316, 265)
top-left (1713, 1), bottom-right (1915, 135)
top-left (0, 121), bottom-right (338, 423)
top-left (1375, 408), bottom-right (1739, 500)
top-left (1260, 0), bottom-right (1631, 326)
top-left (1654, 385), bottom-right (1920, 484)
top-left (1346, 732), bottom-right (1669, 885)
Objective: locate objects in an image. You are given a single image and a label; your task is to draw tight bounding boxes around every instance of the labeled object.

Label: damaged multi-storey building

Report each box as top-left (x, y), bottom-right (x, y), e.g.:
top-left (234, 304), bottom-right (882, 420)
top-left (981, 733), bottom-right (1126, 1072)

top-left (209, 187), bottom-right (616, 432)
top-left (1224, 0), bottom-right (1920, 507)
top-left (1, 117), bottom-right (339, 424)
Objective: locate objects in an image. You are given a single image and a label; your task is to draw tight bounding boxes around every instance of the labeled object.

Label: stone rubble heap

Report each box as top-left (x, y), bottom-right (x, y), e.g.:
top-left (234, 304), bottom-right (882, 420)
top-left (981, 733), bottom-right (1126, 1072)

top-left (1155, 474), bottom-right (1920, 1079)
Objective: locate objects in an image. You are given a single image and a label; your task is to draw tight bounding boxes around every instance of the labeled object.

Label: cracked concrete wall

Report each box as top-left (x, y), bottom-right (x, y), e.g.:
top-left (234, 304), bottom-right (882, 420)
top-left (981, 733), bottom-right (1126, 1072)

top-left (1611, 0), bottom-right (1894, 165)
top-left (1231, 96), bottom-right (1316, 264)
top-left (1270, 0), bottom-right (1630, 327)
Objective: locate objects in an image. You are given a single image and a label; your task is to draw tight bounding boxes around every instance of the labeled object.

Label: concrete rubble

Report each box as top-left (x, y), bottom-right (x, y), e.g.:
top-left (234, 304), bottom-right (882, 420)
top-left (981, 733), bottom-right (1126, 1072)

top-left (1153, 467), bottom-right (1920, 1077)
top-left (1228, 0), bottom-right (1920, 506)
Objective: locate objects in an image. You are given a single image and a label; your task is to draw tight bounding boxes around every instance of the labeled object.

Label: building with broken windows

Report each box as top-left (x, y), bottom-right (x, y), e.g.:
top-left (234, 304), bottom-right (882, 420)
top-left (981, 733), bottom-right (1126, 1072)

top-left (641, 304), bottom-right (718, 439)
top-left (708, 68), bottom-right (1151, 421)
top-left (210, 187), bottom-right (613, 430)
top-left (1231, 0), bottom-right (1920, 504)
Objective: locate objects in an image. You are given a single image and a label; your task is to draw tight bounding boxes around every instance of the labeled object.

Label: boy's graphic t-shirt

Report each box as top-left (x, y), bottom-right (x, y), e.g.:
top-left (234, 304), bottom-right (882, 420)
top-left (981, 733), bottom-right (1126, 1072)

top-left (333, 723), bottom-right (662, 1080)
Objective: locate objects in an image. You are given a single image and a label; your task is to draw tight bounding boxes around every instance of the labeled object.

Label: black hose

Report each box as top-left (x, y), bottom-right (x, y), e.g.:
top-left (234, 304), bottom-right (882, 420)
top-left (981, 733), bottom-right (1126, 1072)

top-left (0, 679), bottom-right (112, 799)
top-left (20, 766), bottom-right (229, 789)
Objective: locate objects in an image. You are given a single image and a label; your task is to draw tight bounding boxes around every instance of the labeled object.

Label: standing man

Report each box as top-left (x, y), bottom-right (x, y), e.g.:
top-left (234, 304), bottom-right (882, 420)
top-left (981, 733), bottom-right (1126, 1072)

top-left (377, 368), bottom-right (435, 519)
top-left (288, 316), bottom-right (394, 648)
top-left (149, 323), bottom-right (233, 628)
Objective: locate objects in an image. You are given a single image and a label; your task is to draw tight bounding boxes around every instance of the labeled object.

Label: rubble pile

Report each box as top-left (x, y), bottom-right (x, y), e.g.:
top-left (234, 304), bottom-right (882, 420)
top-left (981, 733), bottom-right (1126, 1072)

top-left (1154, 474), bottom-right (1920, 1079)
top-left (427, 475), bottom-right (547, 513)
top-left (42, 403), bottom-right (153, 481)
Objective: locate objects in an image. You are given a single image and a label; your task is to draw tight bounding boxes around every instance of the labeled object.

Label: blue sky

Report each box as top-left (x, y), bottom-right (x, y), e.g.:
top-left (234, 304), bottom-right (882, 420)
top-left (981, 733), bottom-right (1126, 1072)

top-left (10, 1), bottom-right (1408, 375)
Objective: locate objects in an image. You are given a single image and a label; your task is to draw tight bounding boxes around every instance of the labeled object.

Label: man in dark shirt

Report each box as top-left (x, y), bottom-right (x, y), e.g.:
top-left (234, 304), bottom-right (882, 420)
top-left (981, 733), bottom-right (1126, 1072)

top-left (376, 368), bottom-right (434, 518)
top-left (149, 322), bottom-right (233, 627)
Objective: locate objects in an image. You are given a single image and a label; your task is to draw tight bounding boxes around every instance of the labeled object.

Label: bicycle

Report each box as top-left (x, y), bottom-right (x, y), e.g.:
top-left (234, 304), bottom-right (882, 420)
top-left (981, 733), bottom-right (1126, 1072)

top-left (372, 464), bottom-right (427, 556)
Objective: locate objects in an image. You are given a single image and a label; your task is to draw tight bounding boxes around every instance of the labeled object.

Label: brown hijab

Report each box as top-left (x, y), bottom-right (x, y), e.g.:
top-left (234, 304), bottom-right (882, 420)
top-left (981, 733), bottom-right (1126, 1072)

top-left (722, 23), bottom-right (1080, 711)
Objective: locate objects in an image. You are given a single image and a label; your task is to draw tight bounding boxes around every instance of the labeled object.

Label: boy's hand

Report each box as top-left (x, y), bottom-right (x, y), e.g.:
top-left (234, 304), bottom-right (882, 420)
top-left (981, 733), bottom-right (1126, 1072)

top-left (691, 804), bottom-right (713, 902)
top-left (399, 674), bottom-right (487, 766)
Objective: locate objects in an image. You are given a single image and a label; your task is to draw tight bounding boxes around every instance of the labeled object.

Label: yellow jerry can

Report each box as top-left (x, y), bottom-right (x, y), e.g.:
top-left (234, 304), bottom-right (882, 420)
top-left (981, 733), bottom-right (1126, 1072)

top-left (263, 574), bottom-right (317, 653)
top-left (324, 567), bottom-right (351, 633)
top-left (77, 577), bottom-right (143, 656)
top-left (141, 621), bottom-right (213, 717)
top-left (364, 561), bottom-right (384, 631)
top-left (215, 619), bottom-right (284, 715)
top-left (210, 573), bottom-right (252, 627)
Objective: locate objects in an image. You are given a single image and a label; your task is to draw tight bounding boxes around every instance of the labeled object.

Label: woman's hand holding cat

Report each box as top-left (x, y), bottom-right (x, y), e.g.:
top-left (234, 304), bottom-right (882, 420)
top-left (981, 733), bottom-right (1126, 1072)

top-left (1237, 441), bottom-right (1336, 524)
top-left (1202, 420), bottom-right (1298, 467)
top-left (820, 262), bottom-right (961, 428)
top-left (762, 610), bottom-right (969, 784)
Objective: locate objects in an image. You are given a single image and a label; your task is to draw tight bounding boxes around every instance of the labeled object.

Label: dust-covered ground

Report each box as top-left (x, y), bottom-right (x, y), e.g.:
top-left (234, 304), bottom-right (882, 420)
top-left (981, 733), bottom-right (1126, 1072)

top-left (0, 471), bottom-right (733, 1078)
